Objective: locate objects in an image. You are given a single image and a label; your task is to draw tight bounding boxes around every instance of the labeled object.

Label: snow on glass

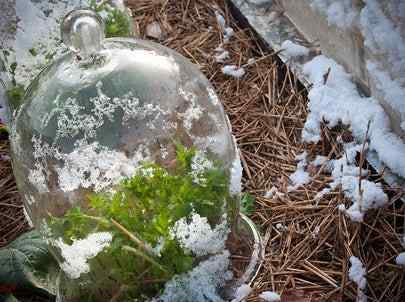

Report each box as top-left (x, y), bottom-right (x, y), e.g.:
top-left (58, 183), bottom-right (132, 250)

top-left (0, 0), bottom-right (131, 124)
top-left (9, 9), bottom-right (249, 300)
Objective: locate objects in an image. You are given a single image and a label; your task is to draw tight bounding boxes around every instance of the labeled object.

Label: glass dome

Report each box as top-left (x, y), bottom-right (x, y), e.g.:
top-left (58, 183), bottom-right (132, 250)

top-left (10, 9), bottom-right (262, 302)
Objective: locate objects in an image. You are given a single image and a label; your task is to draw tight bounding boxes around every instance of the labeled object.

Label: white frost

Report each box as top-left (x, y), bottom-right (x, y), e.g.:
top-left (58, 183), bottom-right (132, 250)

top-left (54, 232), bottom-right (112, 279)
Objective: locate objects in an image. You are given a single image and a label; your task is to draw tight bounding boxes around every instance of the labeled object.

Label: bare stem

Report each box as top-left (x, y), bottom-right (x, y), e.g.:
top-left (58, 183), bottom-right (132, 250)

top-left (110, 218), bottom-right (155, 255)
top-left (122, 245), bottom-right (169, 274)
top-left (358, 120), bottom-right (371, 212)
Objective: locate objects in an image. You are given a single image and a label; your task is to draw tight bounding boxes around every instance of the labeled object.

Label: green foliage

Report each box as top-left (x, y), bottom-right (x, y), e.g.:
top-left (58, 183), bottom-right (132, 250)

top-left (6, 85), bottom-right (25, 108)
top-left (0, 231), bottom-right (57, 302)
top-left (28, 48), bottom-right (38, 56)
top-left (0, 125), bottom-right (8, 136)
top-left (90, 0), bottom-right (132, 38)
top-left (48, 145), bottom-right (236, 300)
top-left (240, 193), bottom-right (255, 216)
top-left (4, 60), bottom-right (25, 110)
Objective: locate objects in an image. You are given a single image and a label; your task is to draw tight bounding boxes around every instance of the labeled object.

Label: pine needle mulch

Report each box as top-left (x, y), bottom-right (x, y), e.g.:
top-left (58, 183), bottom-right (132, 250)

top-left (1, 0), bottom-right (404, 301)
top-left (0, 136), bottom-right (30, 248)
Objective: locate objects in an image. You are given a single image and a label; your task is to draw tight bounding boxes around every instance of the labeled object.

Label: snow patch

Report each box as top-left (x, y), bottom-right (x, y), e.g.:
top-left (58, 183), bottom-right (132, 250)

top-left (309, 0), bottom-right (358, 29)
top-left (302, 55), bottom-right (405, 179)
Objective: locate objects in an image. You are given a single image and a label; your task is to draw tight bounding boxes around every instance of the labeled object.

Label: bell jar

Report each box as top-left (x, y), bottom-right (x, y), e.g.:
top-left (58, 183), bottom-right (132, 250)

top-left (10, 9), bottom-right (262, 302)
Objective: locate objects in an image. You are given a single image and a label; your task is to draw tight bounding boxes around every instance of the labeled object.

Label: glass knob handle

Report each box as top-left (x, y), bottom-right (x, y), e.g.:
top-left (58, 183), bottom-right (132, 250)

top-left (61, 9), bottom-right (105, 59)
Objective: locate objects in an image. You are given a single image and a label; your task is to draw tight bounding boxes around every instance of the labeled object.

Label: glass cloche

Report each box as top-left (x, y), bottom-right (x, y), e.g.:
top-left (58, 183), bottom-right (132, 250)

top-left (10, 9), bottom-right (262, 302)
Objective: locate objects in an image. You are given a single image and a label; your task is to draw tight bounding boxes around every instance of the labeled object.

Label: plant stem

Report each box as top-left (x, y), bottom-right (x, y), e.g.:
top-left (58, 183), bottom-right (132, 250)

top-left (80, 213), bottom-right (110, 226)
top-left (110, 218), bottom-right (155, 255)
top-left (122, 245), bottom-right (169, 274)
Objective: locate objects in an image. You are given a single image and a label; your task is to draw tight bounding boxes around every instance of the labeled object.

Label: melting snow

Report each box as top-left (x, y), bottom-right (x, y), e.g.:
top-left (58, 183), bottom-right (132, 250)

top-left (348, 256), bottom-right (367, 302)
top-left (231, 284), bottom-right (252, 302)
top-left (288, 151), bottom-right (311, 191)
top-left (222, 65), bottom-right (245, 78)
top-left (215, 11), bottom-right (234, 43)
top-left (258, 291), bottom-right (281, 302)
top-left (396, 252), bottom-right (405, 266)
top-left (281, 40), bottom-right (309, 57)
top-left (215, 50), bottom-right (230, 63)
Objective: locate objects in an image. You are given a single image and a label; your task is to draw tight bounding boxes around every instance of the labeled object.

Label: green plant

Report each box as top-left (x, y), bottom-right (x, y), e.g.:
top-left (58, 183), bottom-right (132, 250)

top-left (4, 60), bottom-right (25, 109)
top-left (0, 231), bottom-right (58, 302)
top-left (48, 145), bottom-right (237, 300)
top-left (29, 48), bottom-right (38, 56)
top-left (6, 84), bottom-right (25, 108)
top-left (240, 193), bottom-right (255, 216)
top-left (90, 0), bottom-right (132, 38)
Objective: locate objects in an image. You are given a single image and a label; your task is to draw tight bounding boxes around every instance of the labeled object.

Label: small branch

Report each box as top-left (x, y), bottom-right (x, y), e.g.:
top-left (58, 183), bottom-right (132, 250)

top-left (110, 218), bottom-right (155, 255)
top-left (323, 67), bottom-right (331, 85)
top-left (358, 120), bottom-right (371, 212)
top-left (79, 213), bottom-right (110, 226)
top-left (122, 245), bottom-right (169, 274)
